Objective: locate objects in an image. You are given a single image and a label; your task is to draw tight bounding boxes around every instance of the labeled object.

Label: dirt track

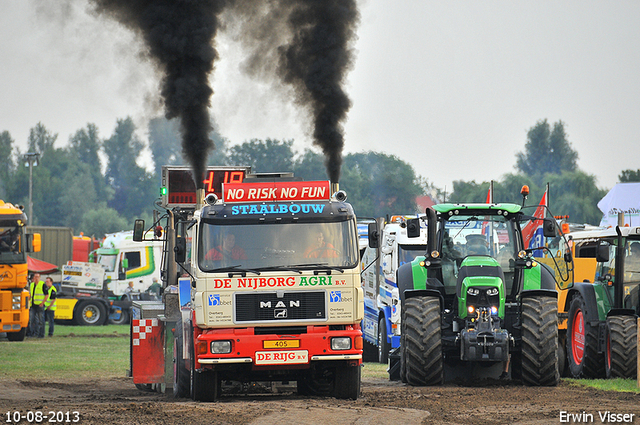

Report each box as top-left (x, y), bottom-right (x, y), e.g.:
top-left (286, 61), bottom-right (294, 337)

top-left (1, 375), bottom-right (639, 425)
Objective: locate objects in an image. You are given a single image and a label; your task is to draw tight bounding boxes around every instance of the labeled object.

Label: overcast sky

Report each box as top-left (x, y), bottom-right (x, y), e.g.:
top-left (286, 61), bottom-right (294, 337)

top-left (1, 1), bottom-right (639, 192)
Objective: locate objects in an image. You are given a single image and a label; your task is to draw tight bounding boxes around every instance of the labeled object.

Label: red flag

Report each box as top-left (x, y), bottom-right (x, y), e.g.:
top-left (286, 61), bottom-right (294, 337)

top-left (522, 191), bottom-right (548, 249)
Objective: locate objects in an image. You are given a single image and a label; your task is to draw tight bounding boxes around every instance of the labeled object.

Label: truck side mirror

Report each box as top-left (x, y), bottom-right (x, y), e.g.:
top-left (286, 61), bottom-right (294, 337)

top-left (368, 222), bottom-right (379, 248)
top-left (406, 218), bottom-right (420, 238)
top-left (543, 217), bottom-right (556, 238)
top-left (26, 233), bottom-right (41, 253)
top-left (175, 236), bottom-right (186, 263)
top-left (596, 243), bottom-right (610, 263)
top-left (133, 219), bottom-right (145, 242)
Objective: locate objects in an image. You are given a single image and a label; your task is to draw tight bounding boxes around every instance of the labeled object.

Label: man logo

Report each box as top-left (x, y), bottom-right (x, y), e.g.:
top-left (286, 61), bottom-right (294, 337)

top-left (208, 294), bottom-right (221, 306)
top-left (330, 291), bottom-right (342, 302)
top-left (274, 309), bottom-right (287, 318)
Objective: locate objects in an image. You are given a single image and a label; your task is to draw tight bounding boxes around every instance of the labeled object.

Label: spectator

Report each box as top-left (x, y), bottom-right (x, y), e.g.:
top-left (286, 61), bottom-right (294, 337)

top-left (125, 281), bottom-right (135, 293)
top-left (147, 277), bottom-right (162, 297)
top-left (43, 277), bottom-right (57, 337)
top-left (28, 273), bottom-right (47, 338)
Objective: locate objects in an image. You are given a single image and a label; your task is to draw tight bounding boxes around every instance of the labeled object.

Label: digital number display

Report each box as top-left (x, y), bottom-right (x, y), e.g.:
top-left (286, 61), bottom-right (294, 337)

top-left (161, 166), bottom-right (251, 207)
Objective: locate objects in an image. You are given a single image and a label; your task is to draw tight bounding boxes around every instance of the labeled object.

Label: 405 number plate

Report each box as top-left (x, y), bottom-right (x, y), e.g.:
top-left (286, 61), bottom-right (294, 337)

top-left (263, 339), bottom-right (300, 349)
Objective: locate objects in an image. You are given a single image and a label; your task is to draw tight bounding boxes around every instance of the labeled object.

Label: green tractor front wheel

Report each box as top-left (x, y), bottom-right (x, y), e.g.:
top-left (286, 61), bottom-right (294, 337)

top-left (520, 296), bottom-right (559, 386)
top-left (403, 296), bottom-right (443, 386)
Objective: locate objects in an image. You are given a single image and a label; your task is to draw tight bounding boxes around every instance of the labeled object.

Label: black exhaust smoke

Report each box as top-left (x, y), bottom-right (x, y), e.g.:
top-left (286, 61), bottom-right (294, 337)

top-left (92, 0), bottom-right (359, 185)
top-left (227, 0), bottom-right (359, 184)
top-left (277, 0), bottom-right (359, 184)
top-left (90, 0), bottom-right (229, 188)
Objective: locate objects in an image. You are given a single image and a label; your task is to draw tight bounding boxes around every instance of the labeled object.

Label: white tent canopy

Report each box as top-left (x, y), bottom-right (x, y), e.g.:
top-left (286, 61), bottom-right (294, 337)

top-left (598, 183), bottom-right (640, 228)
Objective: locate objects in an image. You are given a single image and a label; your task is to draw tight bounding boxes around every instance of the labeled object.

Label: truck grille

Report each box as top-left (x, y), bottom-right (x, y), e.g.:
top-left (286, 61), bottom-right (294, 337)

top-left (234, 291), bottom-right (326, 323)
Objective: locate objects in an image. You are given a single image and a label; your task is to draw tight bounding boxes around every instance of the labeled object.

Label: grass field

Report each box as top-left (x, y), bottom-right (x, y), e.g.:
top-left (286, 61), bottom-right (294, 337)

top-left (1, 324), bottom-right (639, 394)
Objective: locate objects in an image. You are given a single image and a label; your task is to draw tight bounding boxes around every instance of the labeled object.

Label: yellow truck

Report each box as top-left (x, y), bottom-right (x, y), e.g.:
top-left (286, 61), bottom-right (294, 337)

top-left (0, 200), bottom-right (41, 341)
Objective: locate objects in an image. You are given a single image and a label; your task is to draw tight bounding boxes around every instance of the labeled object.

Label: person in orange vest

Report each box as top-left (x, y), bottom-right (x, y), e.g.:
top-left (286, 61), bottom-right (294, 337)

top-left (43, 277), bottom-right (57, 337)
top-left (28, 273), bottom-right (47, 338)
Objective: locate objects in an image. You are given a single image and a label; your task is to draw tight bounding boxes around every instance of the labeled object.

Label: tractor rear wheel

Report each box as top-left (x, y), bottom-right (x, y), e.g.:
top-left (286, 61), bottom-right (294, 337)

top-left (566, 295), bottom-right (605, 378)
top-left (605, 316), bottom-right (637, 379)
top-left (403, 296), bottom-right (443, 386)
top-left (521, 296), bottom-right (559, 386)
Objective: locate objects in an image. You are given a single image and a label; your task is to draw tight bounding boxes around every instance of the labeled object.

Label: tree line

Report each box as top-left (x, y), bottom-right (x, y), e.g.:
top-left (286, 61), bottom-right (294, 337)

top-left (0, 117), bottom-right (637, 238)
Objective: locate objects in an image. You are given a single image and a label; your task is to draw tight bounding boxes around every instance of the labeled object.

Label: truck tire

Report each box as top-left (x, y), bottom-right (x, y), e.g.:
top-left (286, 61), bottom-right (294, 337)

top-left (605, 316), bottom-right (637, 379)
top-left (566, 295), bottom-right (605, 378)
top-left (6, 327), bottom-right (26, 341)
top-left (297, 365), bottom-right (333, 396)
top-left (378, 317), bottom-right (390, 364)
top-left (190, 335), bottom-right (220, 402)
top-left (109, 308), bottom-right (130, 325)
top-left (333, 365), bottom-right (361, 400)
top-left (74, 300), bottom-right (106, 326)
top-left (403, 296), bottom-right (443, 386)
top-left (399, 318), bottom-right (407, 383)
top-left (173, 324), bottom-right (190, 398)
top-left (521, 296), bottom-right (559, 386)
top-left (362, 340), bottom-right (378, 362)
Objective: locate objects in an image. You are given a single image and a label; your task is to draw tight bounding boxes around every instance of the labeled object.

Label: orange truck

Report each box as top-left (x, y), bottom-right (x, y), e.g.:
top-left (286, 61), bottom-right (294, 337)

top-left (0, 200), bottom-right (41, 341)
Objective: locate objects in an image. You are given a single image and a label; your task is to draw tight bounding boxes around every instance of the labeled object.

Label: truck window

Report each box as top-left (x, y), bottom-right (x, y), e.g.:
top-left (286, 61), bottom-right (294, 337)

top-left (0, 225), bottom-right (24, 263)
top-left (198, 220), bottom-right (359, 271)
top-left (124, 251), bottom-right (141, 270)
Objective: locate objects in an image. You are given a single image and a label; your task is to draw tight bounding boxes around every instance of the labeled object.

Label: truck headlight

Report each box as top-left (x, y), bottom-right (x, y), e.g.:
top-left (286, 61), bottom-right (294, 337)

top-left (211, 340), bottom-right (232, 354)
top-left (331, 337), bottom-right (352, 350)
top-left (12, 296), bottom-right (21, 310)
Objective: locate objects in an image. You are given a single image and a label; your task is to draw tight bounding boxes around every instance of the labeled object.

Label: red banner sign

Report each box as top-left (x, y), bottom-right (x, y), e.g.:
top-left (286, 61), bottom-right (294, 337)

top-left (223, 181), bottom-right (331, 202)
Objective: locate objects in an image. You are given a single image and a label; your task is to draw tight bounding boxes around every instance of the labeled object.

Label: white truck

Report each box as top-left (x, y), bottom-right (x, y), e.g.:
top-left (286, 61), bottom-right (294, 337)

top-left (55, 232), bottom-right (163, 325)
top-left (361, 215), bottom-right (428, 364)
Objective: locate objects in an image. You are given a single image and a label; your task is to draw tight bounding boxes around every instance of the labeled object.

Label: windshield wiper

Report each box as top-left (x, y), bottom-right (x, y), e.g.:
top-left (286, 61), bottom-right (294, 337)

top-left (288, 263), bottom-right (345, 273)
top-left (251, 265), bottom-right (303, 274)
top-left (207, 264), bottom-right (261, 276)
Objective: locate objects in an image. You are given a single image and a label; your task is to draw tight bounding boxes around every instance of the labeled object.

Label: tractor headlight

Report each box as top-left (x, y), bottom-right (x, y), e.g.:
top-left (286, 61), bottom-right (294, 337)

top-left (467, 287), bottom-right (480, 296)
top-left (331, 337), bottom-right (352, 350)
top-left (487, 288), bottom-right (499, 296)
top-left (491, 306), bottom-right (498, 315)
top-left (467, 305), bottom-right (475, 314)
top-left (211, 340), bottom-right (232, 354)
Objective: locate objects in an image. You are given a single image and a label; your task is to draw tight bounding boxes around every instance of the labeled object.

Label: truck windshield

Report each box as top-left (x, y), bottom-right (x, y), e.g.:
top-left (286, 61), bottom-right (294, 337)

top-left (0, 225), bottom-right (25, 264)
top-left (198, 220), bottom-right (359, 271)
top-left (439, 215), bottom-right (517, 291)
top-left (97, 253), bottom-right (117, 272)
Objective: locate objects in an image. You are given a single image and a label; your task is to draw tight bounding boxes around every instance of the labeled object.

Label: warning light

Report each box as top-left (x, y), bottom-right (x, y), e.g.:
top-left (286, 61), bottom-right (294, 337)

top-left (160, 187), bottom-right (167, 196)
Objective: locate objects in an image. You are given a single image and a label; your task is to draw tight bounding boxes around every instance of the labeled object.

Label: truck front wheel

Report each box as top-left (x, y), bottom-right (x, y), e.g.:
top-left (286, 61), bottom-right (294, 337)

top-left (520, 296), bottom-right (559, 386)
top-left (6, 327), bottom-right (26, 341)
top-left (403, 296), bottom-right (443, 386)
top-left (605, 316), bottom-right (637, 379)
top-left (333, 365), bottom-right (361, 400)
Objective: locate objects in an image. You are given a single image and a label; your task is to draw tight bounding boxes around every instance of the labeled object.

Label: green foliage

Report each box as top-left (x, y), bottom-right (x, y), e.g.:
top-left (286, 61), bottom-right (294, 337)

top-left (341, 152), bottom-right (422, 218)
top-left (81, 207), bottom-right (131, 238)
top-left (227, 138), bottom-right (296, 172)
top-left (516, 119), bottom-right (578, 184)
top-left (619, 169), bottom-right (640, 182)
top-left (0, 131), bottom-right (14, 197)
top-left (104, 118), bottom-right (157, 221)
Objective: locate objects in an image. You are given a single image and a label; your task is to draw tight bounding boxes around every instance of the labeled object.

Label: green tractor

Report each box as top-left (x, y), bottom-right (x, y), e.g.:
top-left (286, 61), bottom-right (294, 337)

top-left (395, 202), bottom-right (569, 386)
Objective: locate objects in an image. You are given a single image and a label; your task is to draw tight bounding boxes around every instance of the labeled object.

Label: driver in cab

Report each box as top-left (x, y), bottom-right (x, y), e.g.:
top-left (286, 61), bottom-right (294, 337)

top-left (304, 231), bottom-right (338, 259)
top-left (205, 233), bottom-right (247, 261)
